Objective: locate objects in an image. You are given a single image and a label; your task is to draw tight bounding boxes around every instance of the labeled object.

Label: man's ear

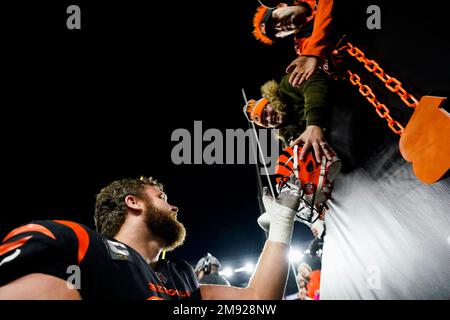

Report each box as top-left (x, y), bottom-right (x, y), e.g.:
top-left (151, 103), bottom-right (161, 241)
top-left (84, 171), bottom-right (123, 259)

top-left (124, 195), bottom-right (145, 211)
top-left (278, 3), bottom-right (288, 8)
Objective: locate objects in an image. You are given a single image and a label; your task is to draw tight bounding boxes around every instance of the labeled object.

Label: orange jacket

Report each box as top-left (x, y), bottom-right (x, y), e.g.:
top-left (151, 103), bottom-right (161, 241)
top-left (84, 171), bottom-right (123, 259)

top-left (294, 0), bottom-right (334, 60)
top-left (307, 269), bottom-right (321, 299)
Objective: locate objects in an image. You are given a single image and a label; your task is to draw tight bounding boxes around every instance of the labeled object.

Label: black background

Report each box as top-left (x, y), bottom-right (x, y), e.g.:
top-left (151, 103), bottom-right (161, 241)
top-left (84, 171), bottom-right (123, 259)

top-left (1, 0), bottom-right (449, 292)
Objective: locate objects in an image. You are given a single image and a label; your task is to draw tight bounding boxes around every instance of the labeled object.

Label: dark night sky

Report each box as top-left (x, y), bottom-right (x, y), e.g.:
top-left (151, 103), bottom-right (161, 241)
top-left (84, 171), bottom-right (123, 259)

top-left (1, 1), bottom-right (449, 290)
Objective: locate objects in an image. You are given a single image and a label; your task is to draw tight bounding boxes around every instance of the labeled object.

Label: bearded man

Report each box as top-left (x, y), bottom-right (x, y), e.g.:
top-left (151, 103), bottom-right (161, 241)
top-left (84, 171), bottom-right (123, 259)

top-left (0, 176), bottom-right (301, 300)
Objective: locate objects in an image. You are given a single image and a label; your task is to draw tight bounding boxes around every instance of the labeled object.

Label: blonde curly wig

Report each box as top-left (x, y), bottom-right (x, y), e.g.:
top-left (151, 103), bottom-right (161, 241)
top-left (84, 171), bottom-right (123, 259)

top-left (260, 80), bottom-right (286, 116)
top-left (260, 79), bottom-right (289, 144)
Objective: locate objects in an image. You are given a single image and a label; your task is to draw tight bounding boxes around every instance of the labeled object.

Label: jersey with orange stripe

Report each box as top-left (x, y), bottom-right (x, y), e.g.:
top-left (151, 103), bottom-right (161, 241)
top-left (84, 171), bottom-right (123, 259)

top-left (0, 220), bottom-right (200, 300)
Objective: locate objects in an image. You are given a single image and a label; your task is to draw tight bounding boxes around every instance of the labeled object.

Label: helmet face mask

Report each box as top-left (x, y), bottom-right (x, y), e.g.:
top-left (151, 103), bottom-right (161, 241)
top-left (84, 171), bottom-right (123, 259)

top-left (275, 145), bottom-right (342, 223)
top-left (296, 201), bottom-right (320, 224)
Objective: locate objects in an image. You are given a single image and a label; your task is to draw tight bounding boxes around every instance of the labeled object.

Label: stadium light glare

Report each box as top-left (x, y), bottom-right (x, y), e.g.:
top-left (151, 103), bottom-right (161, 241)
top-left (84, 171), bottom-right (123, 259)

top-left (234, 262), bottom-right (255, 274)
top-left (220, 266), bottom-right (234, 278)
top-left (244, 262), bottom-right (255, 274)
top-left (289, 247), bottom-right (304, 263)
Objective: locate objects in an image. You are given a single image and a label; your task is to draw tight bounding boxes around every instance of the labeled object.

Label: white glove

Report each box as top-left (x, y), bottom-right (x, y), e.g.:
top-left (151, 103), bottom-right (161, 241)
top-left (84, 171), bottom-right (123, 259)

top-left (257, 211), bottom-right (271, 233)
top-left (257, 176), bottom-right (301, 245)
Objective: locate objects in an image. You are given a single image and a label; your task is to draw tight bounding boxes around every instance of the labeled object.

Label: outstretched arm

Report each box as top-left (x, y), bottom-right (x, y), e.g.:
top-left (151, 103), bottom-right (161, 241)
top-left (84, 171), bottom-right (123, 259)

top-left (286, 0), bottom-right (334, 87)
top-left (200, 182), bottom-right (300, 300)
top-left (287, 71), bottom-right (334, 162)
top-left (302, 0), bottom-right (334, 60)
top-left (200, 241), bottom-right (290, 299)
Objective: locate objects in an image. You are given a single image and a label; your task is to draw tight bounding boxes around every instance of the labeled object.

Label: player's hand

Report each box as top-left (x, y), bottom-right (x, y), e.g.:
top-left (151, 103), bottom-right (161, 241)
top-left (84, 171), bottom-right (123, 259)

top-left (277, 174), bottom-right (302, 211)
top-left (258, 175), bottom-right (301, 232)
top-left (267, 175), bottom-right (302, 245)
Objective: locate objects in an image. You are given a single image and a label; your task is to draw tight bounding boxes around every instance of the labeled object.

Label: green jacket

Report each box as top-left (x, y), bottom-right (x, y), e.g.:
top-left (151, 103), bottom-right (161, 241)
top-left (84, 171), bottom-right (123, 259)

top-left (277, 69), bottom-right (330, 147)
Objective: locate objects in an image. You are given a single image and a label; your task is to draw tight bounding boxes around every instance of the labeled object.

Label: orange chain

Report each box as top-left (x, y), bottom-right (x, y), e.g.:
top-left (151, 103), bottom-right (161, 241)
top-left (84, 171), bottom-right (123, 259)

top-left (347, 70), bottom-right (404, 135)
top-left (342, 42), bottom-right (419, 108)
top-left (335, 41), bottom-right (420, 134)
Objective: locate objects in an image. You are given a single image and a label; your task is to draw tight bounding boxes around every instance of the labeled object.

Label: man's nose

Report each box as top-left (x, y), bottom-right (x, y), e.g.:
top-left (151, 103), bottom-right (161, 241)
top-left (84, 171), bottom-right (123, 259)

top-left (170, 205), bottom-right (179, 213)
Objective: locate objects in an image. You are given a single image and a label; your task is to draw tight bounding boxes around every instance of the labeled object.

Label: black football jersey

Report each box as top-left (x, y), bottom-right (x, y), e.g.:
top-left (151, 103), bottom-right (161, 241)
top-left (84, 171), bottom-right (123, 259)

top-left (0, 220), bottom-right (200, 300)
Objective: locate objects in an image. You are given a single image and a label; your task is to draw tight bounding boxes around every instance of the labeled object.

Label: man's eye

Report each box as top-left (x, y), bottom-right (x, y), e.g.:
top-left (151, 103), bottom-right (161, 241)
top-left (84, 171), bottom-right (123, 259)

top-left (160, 195), bottom-right (167, 201)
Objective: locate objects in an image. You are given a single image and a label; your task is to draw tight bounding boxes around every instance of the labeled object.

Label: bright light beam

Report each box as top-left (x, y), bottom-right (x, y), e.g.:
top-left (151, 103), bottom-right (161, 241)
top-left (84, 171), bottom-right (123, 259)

top-left (289, 247), bottom-right (304, 263)
top-left (219, 267), bottom-right (234, 278)
top-left (244, 262), bottom-right (255, 274)
top-left (234, 262), bottom-right (255, 274)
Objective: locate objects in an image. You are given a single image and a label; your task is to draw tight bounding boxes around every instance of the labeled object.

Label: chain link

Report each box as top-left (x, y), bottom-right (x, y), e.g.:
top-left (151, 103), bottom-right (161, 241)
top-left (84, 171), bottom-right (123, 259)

top-left (347, 70), bottom-right (404, 135)
top-left (341, 42), bottom-right (419, 108)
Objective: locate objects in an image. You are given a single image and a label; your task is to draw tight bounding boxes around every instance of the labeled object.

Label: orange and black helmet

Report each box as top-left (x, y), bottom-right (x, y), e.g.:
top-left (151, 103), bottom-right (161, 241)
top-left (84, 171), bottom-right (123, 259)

top-left (275, 145), bottom-right (341, 206)
top-left (243, 98), bottom-right (270, 127)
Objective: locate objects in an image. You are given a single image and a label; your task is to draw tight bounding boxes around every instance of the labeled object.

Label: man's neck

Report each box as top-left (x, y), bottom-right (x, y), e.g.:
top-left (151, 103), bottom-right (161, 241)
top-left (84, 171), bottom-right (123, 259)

top-left (114, 221), bottom-right (165, 264)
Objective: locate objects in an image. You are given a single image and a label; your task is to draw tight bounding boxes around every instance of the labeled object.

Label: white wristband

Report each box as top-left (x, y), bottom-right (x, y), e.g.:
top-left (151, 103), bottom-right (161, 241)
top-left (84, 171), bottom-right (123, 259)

top-left (267, 202), bottom-right (296, 245)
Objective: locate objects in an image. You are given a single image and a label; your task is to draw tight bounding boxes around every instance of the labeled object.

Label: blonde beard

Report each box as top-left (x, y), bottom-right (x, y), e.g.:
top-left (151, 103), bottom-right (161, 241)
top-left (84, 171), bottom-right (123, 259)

top-left (145, 204), bottom-right (186, 251)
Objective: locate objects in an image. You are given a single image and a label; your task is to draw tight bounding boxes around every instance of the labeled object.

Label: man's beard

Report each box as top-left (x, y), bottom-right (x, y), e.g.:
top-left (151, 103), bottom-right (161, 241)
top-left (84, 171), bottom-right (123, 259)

top-left (145, 203), bottom-right (186, 251)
